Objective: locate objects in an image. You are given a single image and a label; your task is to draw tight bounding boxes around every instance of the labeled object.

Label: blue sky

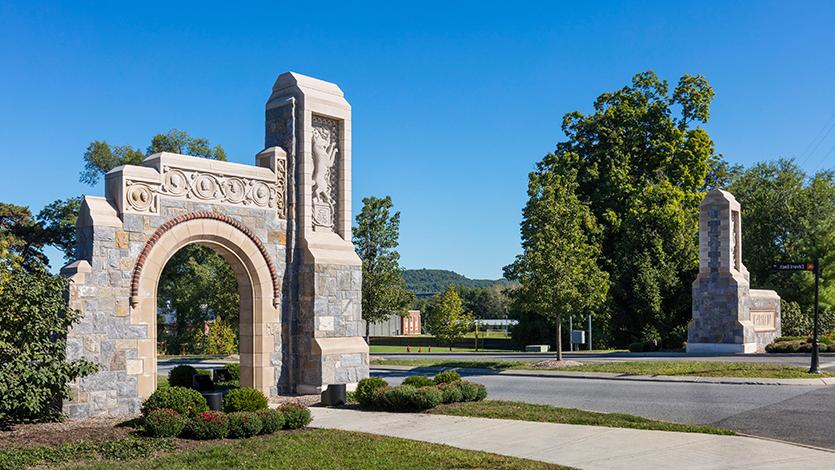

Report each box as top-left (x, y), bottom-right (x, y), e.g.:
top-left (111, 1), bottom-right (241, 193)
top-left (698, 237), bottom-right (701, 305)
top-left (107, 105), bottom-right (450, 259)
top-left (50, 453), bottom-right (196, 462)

top-left (1, 1), bottom-right (833, 279)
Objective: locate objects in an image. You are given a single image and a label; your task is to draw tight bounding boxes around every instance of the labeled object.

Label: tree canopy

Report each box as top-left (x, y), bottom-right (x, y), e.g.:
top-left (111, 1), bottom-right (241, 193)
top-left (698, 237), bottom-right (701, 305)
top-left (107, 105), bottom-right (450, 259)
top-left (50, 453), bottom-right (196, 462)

top-left (425, 285), bottom-right (473, 350)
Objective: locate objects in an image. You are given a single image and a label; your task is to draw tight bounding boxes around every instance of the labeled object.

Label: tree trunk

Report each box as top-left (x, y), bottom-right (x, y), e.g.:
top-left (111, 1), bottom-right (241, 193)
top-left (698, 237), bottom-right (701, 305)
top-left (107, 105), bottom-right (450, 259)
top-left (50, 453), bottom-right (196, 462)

top-left (555, 313), bottom-right (563, 361)
top-left (365, 321), bottom-right (370, 345)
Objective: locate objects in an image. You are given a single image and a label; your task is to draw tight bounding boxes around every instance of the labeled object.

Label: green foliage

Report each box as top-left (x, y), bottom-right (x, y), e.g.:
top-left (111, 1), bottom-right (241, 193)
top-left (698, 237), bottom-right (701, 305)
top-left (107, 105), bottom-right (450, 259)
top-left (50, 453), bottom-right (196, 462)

top-left (353, 196), bottom-right (414, 339)
top-left (227, 411), bottom-right (263, 438)
top-left (0, 266), bottom-right (97, 423)
top-left (35, 197), bottom-right (82, 263)
top-left (378, 384), bottom-right (419, 409)
top-left (729, 160), bottom-right (834, 319)
top-left (225, 363), bottom-right (241, 381)
top-left (356, 377), bottom-right (389, 407)
top-left (256, 408), bottom-right (286, 434)
top-left (426, 286), bottom-right (473, 349)
top-left (279, 403), bottom-right (312, 429)
top-left (168, 365), bottom-right (198, 388)
top-left (402, 269), bottom-right (513, 295)
top-left (206, 318), bottom-right (237, 355)
top-left (456, 381), bottom-right (487, 402)
top-left (437, 382), bottom-right (464, 404)
top-left (187, 411), bottom-right (229, 439)
top-left (433, 370), bottom-right (461, 384)
top-left (0, 203), bottom-right (49, 271)
top-left (223, 388), bottom-right (268, 412)
top-left (0, 437), bottom-right (175, 469)
top-left (144, 408), bottom-right (187, 437)
top-left (411, 386), bottom-right (444, 409)
top-left (141, 386), bottom-right (208, 417)
top-left (402, 376), bottom-right (435, 387)
top-left (157, 245), bottom-right (240, 355)
top-left (458, 285), bottom-right (512, 320)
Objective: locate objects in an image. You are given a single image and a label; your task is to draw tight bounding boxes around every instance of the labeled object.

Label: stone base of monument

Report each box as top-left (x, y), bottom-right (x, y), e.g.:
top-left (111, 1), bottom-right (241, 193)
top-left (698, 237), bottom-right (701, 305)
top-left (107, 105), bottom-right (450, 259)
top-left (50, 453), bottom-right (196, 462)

top-left (686, 342), bottom-right (757, 354)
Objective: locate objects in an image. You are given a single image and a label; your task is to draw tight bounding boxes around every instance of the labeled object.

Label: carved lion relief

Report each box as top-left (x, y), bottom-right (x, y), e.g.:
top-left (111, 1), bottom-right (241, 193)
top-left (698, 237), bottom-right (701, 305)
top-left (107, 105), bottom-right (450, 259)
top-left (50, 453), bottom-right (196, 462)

top-left (311, 115), bottom-right (339, 230)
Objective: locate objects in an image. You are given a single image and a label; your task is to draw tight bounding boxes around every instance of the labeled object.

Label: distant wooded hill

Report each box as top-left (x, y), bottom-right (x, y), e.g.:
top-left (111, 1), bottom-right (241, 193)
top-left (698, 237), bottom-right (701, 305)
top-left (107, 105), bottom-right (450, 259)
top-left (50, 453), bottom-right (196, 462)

top-left (402, 269), bottom-right (512, 295)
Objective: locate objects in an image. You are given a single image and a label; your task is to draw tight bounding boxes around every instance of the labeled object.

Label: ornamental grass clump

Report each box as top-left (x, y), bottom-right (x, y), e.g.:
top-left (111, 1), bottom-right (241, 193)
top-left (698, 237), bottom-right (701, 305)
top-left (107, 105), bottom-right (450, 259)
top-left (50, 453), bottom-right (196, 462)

top-left (222, 387), bottom-right (268, 412)
top-left (433, 370), bottom-right (461, 384)
top-left (402, 376), bottom-right (435, 388)
top-left (187, 411), bottom-right (229, 439)
top-left (227, 411), bottom-right (263, 438)
top-left (144, 408), bottom-right (187, 437)
top-left (141, 386), bottom-right (209, 417)
top-left (256, 408), bottom-right (285, 434)
top-left (279, 403), bottom-right (312, 429)
top-left (355, 377), bottom-right (389, 407)
top-left (379, 385), bottom-right (418, 410)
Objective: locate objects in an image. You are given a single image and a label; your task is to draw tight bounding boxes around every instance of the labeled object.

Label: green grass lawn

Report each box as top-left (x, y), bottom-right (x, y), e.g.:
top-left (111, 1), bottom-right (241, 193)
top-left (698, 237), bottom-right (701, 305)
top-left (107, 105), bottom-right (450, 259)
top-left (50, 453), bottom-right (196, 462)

top-left (428, 400), bottom-right (733, 435)
top-left (369, 345), bottom-right (511, 353)
top-left (371, 359), bottom-right (832, 379)
top-left (65, 429), bottom-right (568, 470)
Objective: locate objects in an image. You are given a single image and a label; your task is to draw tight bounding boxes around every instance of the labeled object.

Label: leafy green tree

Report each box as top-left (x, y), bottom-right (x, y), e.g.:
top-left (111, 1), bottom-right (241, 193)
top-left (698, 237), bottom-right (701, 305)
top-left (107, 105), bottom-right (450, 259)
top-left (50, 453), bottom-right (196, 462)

top-left (504, 168), bottom-right (609, 360)
top-left (37, 197), bottom-right (82, 263)
top-left (729, 159), bottom-right (834, 328)
top-left (157, 245), bottom-right (240, 354)
top-left (538, 71), bottom-right (720, 346)
top-left (426, 286), bottom-right (473, 350)
top-left (0, 266), bottom-right (97, 423)
top-left (353, 196), bottom-right (414, 342)
top-left (459, 285), bottom-right (511, 320)
top-left (205, 318), bottom-right (237, 355)
top-left (0, 203), bottom-right (48, 271)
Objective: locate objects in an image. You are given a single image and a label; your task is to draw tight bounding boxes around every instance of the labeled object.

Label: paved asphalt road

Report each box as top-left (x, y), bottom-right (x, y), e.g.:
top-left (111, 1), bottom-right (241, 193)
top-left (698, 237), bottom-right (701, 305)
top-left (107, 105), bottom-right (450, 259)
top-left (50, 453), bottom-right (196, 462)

top-left (373, 351), bottom-right (835, 371)
top-left (373, 367), bottom-right (835, 450)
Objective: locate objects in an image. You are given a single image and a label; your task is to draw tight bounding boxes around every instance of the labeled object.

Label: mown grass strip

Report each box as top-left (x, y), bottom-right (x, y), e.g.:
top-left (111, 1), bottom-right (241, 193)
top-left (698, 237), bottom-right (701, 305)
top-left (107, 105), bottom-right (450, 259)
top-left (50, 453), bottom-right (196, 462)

top-left (428, 400), bottom-right (734, 435)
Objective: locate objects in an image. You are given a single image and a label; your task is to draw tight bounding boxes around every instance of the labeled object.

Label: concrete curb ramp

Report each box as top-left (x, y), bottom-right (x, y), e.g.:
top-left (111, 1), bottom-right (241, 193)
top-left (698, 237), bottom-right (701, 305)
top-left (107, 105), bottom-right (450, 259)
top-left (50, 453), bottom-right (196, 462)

top-left (310, 408), bottom-right (835, 469)
top-left (371, 365), bottom-right (835, 386)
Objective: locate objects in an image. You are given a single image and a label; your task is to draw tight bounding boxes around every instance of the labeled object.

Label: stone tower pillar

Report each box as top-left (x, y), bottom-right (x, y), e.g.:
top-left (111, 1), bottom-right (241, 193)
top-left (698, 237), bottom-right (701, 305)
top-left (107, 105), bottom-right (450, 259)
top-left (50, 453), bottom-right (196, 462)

top-left (265, 72), bottom-right (368, 394)
top-left (687, 190), bottom-right (756, 353)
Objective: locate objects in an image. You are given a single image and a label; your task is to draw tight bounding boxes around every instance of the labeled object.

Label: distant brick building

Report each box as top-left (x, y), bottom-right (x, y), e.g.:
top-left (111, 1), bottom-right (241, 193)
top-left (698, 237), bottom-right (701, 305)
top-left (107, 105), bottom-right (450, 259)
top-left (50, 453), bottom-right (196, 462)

top-left (363, 310), bottom-right (423, 336)
top-left (402, 310), bottom-right (422, 335)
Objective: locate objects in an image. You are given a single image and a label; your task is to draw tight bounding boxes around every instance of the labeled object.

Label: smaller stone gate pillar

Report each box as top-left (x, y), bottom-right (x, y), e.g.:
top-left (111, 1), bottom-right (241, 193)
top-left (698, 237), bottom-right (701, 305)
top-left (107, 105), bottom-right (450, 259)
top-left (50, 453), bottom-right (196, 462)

top-left (687, 190), bottom-right (780, 353)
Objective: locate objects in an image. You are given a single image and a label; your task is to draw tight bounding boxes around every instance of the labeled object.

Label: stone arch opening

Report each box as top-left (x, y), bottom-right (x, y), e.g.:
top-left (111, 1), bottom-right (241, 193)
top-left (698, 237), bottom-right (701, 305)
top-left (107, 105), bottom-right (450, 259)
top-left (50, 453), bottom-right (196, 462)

top-left (130, 214), bottom-right (280, 399)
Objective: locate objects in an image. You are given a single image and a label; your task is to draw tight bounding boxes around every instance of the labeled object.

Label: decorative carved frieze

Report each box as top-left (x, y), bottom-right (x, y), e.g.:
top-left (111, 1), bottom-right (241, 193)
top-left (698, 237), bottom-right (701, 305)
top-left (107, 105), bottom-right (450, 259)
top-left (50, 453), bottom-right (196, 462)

top-left (311, 115), bottom-right (339, 230)
top-left (125, 181), bottom-right (158, 213)
top-left (275, 156), bottom-right (287, 219)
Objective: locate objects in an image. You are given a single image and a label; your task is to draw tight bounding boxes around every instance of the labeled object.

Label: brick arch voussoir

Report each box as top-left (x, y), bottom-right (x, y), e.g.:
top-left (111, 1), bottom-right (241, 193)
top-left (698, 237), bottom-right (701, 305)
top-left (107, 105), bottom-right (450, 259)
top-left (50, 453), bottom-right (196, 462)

top-left (129, 211), bottom-right (280, 308)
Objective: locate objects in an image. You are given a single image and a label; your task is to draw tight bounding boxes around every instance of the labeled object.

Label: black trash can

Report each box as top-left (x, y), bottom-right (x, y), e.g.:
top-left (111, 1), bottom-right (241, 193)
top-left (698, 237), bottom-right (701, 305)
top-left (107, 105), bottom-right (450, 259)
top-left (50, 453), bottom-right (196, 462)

top-left (321, 384), bottom-right (346, 406)
top-left (202, 391), bottom-right (224, 411)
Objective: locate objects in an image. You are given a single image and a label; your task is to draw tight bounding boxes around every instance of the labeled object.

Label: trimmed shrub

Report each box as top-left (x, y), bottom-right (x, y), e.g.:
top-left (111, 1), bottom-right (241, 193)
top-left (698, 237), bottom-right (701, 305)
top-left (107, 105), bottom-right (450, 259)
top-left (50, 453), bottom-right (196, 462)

top-left (280, 403), bottom-right (312, 429)
top-left (403, 376), bottom-right (435, 388)
top-left (380, 385), bottom-right (418, 409)
top-left (411, 386), bottom-right (443, 409)
top-left (227, 411), bottom-right (263, 438)
top-left (144, 408), bottom-right (187, 437)
top-left (225, 363), bottom-right (241, 381)
top-left (187, 411), bottom-right (229, 439)
top-left (142, 386), bottom-right (208, 417)
top-left (433, 370), bottom-right (461, 385)
top-left (438, 382), bottom-right (464, 404)
top-left (168, 365), bottom-right (198, 388)
top-left (223, 388), bottom-right (268, 412)
top-left (457, 381), bottom-right (487, 402)
top-left (356, 377), bottom-right (389, 407)
top-left (256, 408), bottom-right (285, 434)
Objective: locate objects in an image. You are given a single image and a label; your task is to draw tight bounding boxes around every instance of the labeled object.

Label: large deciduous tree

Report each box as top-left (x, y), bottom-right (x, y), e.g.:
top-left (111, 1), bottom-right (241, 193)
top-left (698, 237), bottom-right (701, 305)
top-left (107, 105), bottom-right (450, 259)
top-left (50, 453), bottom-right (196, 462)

top-left (534, 71), bottom-right (719, 347)
top-left (353, 196), bottom-right (414, 343)
top-left (504, 168), bottom-right (609, 360)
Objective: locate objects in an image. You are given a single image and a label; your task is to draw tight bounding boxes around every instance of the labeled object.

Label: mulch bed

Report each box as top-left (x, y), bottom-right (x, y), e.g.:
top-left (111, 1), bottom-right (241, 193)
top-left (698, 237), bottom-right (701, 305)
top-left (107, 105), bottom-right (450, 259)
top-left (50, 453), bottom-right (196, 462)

top-left (529, 359), bottom-right (583, 369)
top-left (0, 417), bottom-right (134, 449)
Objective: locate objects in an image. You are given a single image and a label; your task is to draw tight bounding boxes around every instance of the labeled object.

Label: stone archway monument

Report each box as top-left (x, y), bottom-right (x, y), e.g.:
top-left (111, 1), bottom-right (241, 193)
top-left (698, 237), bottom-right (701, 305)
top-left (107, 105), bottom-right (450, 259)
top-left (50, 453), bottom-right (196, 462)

top-left (61, 72), bottom-right (368, 417)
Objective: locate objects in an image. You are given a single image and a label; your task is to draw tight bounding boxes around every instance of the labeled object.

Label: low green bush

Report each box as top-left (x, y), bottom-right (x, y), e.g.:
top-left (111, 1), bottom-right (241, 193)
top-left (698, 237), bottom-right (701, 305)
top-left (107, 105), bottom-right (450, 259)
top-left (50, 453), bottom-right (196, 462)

top-left (187, 411), bottom-right (229, 439)
top-left (144, 408), bottom-right (187, 437)
top-left (356, 377), bottom-right (389, 407)
top-left (256, 408), bottom-right (285, 434)
top-left (411, 386), bottom-right (443, 409)
top-left (227, 411), bottom-right (263, 438)
top-left (225, 363), bottom-right (241, 380)
top-left (433, 370), bottom-right (461, 384)
top-left (379, 385), bottom-right (418, 409)
top-left (438, 382), bottom-right (464, 404)
top-left (628, 341), bottom-right (659, 353)
top-left (402, 376), bottom-right (435, 388)
top-left (223, 388), bottom-right (268, 412)
top-left (457, 381), bottom-right (487, 402)
top-left (141, 386), bottom-right (208, 417)
top-left (168, 365), bottom-right (198, 388)
top-left (280, 403), bottom-right (312, 429)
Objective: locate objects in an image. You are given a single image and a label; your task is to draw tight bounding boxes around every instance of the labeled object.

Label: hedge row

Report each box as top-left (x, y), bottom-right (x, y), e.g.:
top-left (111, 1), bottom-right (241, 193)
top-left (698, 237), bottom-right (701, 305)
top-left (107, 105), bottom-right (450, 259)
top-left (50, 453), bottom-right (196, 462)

top-left (766, 340), bottom-right (835, 353)
top-left (355, 371), bottom-right (486, 411)
top-left (144, 405), bottom-right (310, 439)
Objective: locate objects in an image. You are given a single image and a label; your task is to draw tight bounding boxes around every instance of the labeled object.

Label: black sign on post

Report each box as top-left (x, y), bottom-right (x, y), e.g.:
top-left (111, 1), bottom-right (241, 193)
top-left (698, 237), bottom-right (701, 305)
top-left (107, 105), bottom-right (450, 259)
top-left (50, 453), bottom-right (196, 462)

top-left (773, 259), bottom-right (822, 374)
top-left (772, 262), bottom-right (816, 272)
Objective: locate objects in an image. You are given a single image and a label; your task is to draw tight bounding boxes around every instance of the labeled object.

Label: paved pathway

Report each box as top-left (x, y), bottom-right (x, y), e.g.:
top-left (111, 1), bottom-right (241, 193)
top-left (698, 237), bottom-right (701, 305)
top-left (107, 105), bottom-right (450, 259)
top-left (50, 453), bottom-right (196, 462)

top-left (310, 407), bottom-right (835, 469)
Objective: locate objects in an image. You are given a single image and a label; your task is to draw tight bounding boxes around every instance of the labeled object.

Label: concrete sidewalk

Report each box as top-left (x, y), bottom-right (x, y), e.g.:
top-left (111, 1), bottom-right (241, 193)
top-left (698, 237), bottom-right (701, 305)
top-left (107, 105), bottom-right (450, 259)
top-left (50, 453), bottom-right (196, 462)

top-left (310, 407), bottom-right (835, 469)
top-left (372, 364), bottom-right (835, 386)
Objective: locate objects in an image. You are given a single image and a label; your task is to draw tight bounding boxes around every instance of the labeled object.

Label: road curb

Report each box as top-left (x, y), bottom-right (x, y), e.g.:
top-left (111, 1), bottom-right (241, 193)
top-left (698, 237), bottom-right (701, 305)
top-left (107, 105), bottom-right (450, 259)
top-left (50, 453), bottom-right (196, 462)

top-left (370, 365), bottom-right (835, 386)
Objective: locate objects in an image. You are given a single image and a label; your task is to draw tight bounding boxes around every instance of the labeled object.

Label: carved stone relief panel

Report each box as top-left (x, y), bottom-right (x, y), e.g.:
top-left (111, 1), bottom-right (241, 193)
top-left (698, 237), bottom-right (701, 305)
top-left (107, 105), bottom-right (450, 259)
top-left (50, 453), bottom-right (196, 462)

top-left (125, 181), bottom-right (159, 213)
top-left (275, 156), bottom-right (287, 219)
top-left (159, 166), bottom-right (276, 210)
top-left (311, 115), bottom-right (339, 230)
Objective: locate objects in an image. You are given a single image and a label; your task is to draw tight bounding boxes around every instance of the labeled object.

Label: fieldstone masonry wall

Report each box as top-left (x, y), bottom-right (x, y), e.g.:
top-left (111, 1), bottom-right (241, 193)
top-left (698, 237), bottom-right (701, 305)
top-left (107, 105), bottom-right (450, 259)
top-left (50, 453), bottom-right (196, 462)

top-left (63, 72), bottom-right (368, 417)
top-left (687, 190), bottom-right (781, 354)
